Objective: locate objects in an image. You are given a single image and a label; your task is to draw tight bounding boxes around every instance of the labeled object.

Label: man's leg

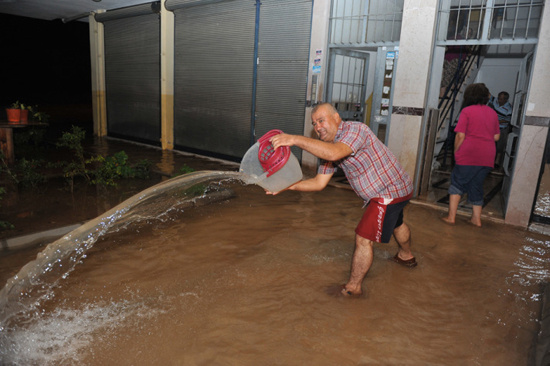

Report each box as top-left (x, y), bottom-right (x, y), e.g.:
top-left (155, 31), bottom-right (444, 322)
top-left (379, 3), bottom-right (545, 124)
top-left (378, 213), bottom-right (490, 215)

top-left (393, 222), bottom-right (415, 261)
top-left (343, 234), bottom-right (374, 296)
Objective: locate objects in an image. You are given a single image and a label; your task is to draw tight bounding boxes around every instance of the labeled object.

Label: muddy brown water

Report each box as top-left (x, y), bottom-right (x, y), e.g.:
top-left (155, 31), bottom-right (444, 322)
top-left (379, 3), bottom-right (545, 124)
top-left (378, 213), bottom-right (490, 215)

top-left (0, 138), bottom-right (239, 240)
top-left (1, 169), bottom-right (549, 365)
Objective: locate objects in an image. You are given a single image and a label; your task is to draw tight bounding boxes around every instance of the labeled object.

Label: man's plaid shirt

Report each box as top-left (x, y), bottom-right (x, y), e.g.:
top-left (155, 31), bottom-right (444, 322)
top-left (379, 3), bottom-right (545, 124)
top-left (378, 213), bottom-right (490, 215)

top-left (317, 121), bottom-right (413, 204)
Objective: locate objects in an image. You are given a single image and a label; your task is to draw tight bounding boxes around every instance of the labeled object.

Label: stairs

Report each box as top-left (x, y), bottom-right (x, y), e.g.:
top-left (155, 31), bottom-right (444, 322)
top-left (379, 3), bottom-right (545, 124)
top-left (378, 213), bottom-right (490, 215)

top-left (433, 45), bottom-right (484, 171)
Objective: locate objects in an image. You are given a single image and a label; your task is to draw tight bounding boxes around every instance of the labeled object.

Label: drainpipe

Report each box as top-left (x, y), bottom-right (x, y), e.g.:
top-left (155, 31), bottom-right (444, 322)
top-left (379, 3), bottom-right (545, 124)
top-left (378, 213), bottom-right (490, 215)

top-left (250, 0), bottom-right (261, 146)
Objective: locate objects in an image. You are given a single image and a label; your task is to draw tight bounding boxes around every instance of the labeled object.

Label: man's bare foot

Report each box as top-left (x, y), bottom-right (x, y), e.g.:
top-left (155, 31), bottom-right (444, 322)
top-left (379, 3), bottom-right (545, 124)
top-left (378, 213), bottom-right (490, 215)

top-left (325, 284), bottom-right (361, 297)
top-left (341, 284), bottom-right (362, 297)
top-left (440, 216), bottom-right (455, 226)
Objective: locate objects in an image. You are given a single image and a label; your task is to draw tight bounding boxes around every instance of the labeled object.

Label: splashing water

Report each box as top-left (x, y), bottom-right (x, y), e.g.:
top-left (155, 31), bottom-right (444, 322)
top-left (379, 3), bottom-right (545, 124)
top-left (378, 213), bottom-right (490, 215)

top-left (0, 171), bottom-right (246, 327)
top-left (2, 168), bottom-right (550, 365)
top-left (1, 293), bottom-right (166, 365)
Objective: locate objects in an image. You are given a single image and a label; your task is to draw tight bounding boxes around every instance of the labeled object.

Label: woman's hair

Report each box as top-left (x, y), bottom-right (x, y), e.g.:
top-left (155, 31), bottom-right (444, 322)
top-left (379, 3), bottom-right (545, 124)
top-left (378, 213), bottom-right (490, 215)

top-left (461, 83), bottom-right (490, 109)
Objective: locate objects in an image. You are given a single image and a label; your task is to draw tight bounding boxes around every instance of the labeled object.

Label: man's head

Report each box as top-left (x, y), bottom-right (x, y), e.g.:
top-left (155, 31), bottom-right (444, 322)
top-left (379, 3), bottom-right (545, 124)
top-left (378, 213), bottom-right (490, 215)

top-left (497, 91), bottom-right (509, 106)
top-left (311, 103), bottom-right (341, 142)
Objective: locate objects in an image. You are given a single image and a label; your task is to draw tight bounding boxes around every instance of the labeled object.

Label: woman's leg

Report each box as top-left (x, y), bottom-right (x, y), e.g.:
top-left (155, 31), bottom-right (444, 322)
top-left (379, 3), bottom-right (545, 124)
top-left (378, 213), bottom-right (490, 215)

top-left (467, 167), bottom-right (491, 227)
top-left (443, 166), bottom-right (464, 225)
top-left (471, 205), bottom-right (482, 227)
top-left (442, 194), bottom-right (461, 224)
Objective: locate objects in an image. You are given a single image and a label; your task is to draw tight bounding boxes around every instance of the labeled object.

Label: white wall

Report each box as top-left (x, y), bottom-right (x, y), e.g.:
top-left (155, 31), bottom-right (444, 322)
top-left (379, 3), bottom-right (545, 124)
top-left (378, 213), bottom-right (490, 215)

top-left (475, 58), bottom-right (522, 99)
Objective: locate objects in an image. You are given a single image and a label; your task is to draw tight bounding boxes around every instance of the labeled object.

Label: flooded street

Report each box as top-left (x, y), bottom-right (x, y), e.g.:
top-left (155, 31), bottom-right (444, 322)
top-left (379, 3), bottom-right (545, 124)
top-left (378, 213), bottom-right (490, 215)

top-left (1, 174), bottom-right (549, 365)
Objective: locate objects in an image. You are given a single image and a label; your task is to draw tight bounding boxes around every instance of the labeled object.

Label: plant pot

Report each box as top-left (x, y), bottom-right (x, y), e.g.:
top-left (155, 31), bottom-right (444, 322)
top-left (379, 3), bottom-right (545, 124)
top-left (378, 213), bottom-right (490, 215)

top-left (20, 109), bottom-right (29, 123)
top-left (6, 108), bottom-right (21, 123)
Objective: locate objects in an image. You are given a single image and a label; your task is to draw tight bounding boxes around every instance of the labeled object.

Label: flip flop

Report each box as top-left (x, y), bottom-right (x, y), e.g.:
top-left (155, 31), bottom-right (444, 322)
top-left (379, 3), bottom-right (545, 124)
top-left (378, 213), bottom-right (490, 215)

top-left (391, 254), bottom-right (418, 268)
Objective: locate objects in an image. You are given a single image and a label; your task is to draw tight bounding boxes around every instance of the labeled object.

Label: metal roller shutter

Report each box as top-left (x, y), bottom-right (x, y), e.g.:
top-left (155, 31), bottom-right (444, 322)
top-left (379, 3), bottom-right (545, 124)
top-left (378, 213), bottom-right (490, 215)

top-left (256, 0), bottom-right (312, 160)
top-left (168, 0), bottom-right (312, 161)
top-left (171, 0), bottom-right (255, 159)
top-left (97, 5), bottom-right (161, 145)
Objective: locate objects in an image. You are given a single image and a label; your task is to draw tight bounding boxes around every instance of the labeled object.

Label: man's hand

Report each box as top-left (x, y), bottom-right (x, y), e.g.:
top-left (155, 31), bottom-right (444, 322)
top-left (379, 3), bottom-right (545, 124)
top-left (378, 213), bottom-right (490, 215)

top-left (264, 182), bottom-right (297, 196)
top-left (270, 133), bottom-right (294, 150)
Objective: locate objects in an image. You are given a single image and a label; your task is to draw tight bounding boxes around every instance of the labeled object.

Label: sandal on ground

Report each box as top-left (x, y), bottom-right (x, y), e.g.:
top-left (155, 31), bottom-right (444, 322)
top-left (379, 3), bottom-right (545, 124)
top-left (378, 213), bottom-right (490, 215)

top-left (391, 253), bottom-right (418, 268)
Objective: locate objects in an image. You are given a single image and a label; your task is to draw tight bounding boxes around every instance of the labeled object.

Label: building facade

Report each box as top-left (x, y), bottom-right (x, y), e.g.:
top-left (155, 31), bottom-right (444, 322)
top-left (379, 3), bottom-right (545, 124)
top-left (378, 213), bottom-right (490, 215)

top-left (89, 0), bottom-right (549, 228)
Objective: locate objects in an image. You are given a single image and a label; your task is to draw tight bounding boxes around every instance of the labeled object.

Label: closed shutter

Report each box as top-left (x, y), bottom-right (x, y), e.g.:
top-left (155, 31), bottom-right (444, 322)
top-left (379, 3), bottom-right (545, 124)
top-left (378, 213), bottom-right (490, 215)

top-left (256, 0), bottom-right (312, 160)
top-left (170, 0), bottom-right (255, 159)
top-left (97, 4), bottom-right (161, 144)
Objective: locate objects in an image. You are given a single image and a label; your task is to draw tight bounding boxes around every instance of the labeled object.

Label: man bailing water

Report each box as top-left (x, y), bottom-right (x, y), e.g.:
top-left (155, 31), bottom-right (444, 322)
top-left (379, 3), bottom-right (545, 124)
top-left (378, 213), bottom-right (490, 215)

top-left (266, 102), bottom-right (417, 297)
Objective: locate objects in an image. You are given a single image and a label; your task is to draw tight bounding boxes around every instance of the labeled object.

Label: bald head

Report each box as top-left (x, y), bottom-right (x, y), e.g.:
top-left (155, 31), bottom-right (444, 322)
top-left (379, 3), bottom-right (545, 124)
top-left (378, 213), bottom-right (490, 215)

top-left (311, 103), bottom-right (342, 142)
top-left (312, 102), bottom-right (338, 116)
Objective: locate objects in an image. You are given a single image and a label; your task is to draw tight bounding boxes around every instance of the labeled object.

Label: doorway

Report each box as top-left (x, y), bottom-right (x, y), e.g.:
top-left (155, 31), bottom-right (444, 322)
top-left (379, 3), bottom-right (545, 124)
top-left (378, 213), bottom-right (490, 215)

top-left (424, 47), bottom-right (534, 221)
top-left (326, 49), bottom-right (369, 123)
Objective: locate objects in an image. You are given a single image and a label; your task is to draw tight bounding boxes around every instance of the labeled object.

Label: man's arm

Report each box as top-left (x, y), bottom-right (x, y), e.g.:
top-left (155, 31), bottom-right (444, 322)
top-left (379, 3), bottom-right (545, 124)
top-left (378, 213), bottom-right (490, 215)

top-left (266, 173), bottom-right (333, 195)
top-left (270, 134), bottom-right (352, 161)
top-left (494, 133), bottom-right (500, 142)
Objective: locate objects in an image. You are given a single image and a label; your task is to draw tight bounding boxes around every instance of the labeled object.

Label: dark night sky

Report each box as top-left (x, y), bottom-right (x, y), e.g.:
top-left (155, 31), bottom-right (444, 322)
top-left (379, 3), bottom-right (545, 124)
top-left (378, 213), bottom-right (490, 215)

top-left (0, 13), bottom-right (91, 109)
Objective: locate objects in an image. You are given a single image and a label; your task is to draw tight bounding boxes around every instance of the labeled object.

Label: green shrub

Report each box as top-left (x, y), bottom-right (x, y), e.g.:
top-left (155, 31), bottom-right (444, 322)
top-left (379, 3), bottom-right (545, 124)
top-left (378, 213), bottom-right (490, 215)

top-left (0, 187), bottom-right (14, 230)
top-left (54, 126), bottom-right (95, 191)
top-left (92, 151), bottom-right (151, 186)
top-left (172, 164), bottom-right (195, 177)
top-left (16, 158), bottom-right (46, 187)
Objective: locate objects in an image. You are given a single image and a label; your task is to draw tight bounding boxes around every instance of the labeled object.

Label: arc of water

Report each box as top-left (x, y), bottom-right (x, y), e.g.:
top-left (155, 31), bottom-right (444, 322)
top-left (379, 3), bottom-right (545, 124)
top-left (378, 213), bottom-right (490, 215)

top-left (0, 170), bottom-right (248, 326)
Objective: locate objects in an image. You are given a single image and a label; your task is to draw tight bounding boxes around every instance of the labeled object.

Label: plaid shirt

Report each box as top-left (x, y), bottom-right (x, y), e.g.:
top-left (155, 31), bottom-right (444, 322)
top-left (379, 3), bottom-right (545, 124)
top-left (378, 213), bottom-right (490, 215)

top-left (318, 121), bottom-right (413, 204)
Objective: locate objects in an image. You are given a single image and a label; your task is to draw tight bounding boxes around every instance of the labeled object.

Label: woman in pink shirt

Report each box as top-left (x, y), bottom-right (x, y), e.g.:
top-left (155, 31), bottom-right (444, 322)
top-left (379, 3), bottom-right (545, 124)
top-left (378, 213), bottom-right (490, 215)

top-left (441, 83), bottom-right (500, 227)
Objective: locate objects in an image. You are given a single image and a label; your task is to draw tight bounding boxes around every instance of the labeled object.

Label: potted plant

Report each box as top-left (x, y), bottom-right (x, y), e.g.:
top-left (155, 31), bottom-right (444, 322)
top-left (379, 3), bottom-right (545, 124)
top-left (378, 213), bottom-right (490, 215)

top-left (6, 101), bottom-right (22, 123)
top-left (30, 106), bottom-right (49, 123)
top-left (5, 101), bottom-right (32, 124)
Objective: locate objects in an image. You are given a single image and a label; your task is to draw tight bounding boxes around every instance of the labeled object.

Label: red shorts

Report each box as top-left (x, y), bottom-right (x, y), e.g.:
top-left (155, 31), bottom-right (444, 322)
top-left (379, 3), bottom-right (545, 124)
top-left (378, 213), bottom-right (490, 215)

top-left (355, 198), bottom-right (410, 243)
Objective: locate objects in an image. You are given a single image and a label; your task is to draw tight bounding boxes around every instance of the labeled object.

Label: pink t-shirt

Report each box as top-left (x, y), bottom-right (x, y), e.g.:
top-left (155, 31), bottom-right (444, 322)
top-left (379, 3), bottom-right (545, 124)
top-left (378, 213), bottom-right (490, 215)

top-left (454, 104), bottom-right (500, 167)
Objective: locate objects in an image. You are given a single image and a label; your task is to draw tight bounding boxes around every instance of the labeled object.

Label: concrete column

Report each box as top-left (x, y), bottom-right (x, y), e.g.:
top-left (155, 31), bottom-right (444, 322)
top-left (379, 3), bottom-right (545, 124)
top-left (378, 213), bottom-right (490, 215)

top-left (89, 12), bottom-right (107, 137)
top-left (505, 3), bottom-right (550, 227)
top-left (301, 0), bottom-right (331, 173)
top-left (388, 0), bottom-right (438, 182)
top-left (160, 1), bottom-right (175, 150)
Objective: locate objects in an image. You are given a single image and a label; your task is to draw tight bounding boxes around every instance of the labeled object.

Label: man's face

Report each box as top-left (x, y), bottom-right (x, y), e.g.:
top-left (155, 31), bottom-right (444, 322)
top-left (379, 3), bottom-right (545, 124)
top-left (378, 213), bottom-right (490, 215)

top-left (311, 106), bottom-right (341, 142)
top-left (498, 94), bottom-right (508, 106)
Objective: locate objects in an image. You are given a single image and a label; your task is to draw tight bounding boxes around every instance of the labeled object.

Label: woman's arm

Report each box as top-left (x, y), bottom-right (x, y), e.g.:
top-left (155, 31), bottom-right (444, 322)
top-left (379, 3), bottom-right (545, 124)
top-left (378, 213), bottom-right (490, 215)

top-left (454, 132), bottom-right (466, 153)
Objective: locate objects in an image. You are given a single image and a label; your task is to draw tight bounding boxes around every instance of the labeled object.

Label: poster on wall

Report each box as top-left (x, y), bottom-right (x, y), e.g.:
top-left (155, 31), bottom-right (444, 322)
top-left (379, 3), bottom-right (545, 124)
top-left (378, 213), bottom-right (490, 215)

top-left (380, 51), bottom-right (397, 116)
top-left (313, 49), bottom-right (322, 74)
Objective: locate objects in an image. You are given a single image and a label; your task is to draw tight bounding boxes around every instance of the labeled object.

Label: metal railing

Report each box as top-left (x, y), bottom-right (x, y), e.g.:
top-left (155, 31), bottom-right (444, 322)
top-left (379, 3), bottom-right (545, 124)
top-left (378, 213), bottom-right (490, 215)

top-left (438, 0), bottom-right (543, 45)
top-left (436, 45), bottom-right (482, 168)
top-left (329, 0), bottom-right (404, 46)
